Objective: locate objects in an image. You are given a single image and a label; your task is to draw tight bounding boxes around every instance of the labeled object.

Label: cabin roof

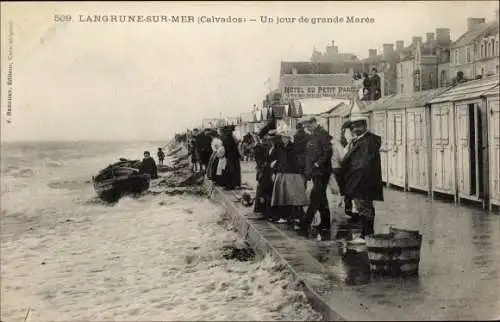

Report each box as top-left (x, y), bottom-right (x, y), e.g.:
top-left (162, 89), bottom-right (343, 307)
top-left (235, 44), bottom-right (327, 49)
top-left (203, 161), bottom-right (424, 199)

top-left (367, 87), bottom-right (451, 111)
top-left (280, 74), bottom-right (354, 87)
top-left (324, 102), bottom-right (350, 117)
top-left (481, 85), bottom-right (500, 96)
top-left (429, 76), bottom-right (500, 104)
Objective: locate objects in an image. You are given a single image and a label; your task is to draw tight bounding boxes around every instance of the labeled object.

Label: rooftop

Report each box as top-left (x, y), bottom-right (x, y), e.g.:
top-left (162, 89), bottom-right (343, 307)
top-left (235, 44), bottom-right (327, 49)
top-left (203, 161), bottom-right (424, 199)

top-left (366, 87), bottom-right (451, 111)
top-left (429, 76), bottom-right (500, 104)
top-left (280, 74), bottom-right (354, 87)
top-left (451, 22), bottom-right (492, 48)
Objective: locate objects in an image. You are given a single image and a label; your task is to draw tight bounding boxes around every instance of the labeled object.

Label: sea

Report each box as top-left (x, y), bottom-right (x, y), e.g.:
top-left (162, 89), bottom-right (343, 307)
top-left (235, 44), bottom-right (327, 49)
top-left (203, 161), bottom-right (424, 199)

top-left (0, 141), bottom-right (320, 321)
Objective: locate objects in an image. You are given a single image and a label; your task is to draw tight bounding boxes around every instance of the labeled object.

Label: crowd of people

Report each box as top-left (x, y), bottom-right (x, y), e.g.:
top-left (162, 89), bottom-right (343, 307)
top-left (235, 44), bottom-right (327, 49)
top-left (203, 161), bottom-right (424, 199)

top-left (186, 113), bottom-right (384, 240)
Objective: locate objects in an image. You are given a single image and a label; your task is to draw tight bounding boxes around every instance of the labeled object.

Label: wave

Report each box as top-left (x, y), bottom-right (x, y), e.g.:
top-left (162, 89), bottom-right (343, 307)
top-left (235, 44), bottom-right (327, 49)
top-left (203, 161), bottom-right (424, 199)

top-left (2, 166), bottom-right (35, 178)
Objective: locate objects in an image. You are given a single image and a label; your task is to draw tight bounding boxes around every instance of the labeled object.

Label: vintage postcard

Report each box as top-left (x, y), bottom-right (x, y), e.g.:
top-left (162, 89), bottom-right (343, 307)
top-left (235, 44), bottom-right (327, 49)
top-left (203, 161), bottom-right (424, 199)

top-left (1, 1), bottom-right (499, 321)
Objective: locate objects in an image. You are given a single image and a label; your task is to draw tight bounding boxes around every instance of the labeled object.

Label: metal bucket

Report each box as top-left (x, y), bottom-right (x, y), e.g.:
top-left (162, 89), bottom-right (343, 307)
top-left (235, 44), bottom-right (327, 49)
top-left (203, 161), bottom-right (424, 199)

top-left (366, 229), bottom-right (422, 277)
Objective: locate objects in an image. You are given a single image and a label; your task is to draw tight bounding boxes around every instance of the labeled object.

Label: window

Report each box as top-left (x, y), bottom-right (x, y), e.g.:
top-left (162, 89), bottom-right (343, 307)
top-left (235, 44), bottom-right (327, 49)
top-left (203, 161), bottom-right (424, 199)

top-left (400, 64), bottom-right (403, 76)
top-left (466, 47), bottom-right (471, 62)
top-left (400, 84), bottom-right (404, 93)
top-left (481, 67), bottom-right (485, 75)
top-left (488, 42), bottom-right (492, 57)
top-left (481, 44), bottom-right (484, 58)
top-left (496, 40), bottom-right (499, 55)
top-left (441, 70), bottom-right (446, 87)
top-left (496, 65), bottom-right (499, 74)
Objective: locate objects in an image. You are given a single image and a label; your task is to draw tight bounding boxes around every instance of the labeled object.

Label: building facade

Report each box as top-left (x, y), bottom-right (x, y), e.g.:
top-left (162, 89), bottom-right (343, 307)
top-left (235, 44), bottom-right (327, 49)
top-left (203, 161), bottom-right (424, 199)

top-left (446, 14), bottom-right (499, 83)
top-left (397, 29), bottom-right (452, 94)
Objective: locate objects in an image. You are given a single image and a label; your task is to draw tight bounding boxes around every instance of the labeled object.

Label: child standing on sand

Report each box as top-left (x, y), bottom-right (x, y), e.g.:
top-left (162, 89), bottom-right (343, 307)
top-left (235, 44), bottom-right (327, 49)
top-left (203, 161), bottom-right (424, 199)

top-left (157, 147), bottom-right (165, 165)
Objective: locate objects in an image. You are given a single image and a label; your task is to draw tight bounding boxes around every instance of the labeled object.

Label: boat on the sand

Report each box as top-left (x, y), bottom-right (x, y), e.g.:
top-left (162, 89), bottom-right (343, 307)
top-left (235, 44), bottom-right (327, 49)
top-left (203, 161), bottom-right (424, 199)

top-left (92, 159), bottom-right (150, 202)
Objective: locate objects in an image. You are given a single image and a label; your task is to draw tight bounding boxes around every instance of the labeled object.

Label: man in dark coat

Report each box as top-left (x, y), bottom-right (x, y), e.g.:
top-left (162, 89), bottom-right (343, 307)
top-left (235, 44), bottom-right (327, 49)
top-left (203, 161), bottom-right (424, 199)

top-left (188, 129), bottom-right (199, 172)
top-left (196, 129), bottom-right (212, 173)
top-left (139, 151), bottom-right (158, 179)
top-left (341, 115), bottom-right (384, 238)
top-left (253, 119), bottom-right (277, 219)
top-left (369, 68), bottom-right (381, 101)
top-left (293, 122), bottom-right (311, 179)
top-left (220, 125), bottom-right (241, 190)
top-left (300, 117), bottom-right (333, 235)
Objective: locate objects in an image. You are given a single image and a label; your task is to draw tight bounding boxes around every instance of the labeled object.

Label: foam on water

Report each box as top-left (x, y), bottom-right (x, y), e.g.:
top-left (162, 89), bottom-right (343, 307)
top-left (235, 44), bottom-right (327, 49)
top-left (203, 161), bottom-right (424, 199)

top-left (1, 141), bottom-right (320, 321)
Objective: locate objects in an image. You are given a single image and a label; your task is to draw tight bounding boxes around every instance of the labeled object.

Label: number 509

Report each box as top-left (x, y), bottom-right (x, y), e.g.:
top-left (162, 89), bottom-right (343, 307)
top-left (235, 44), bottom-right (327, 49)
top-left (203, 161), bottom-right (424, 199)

top-left (54, 15), bottom-right (72, 22)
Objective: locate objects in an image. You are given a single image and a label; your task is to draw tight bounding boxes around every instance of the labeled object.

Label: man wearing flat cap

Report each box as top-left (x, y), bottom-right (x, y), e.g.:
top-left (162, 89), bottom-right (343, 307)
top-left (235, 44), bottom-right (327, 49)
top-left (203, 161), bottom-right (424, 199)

top-left (299, 116), bottom-right (333, 235)
top-left (341, 113), bottom-right (383, 238)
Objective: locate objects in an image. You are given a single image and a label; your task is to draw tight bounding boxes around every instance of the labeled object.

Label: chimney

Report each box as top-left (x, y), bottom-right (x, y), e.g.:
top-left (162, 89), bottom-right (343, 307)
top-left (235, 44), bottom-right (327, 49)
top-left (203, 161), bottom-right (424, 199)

top-left (396, 40), bottom-right (405, 52)
top-left (435, 28), bottom-right (451, 45)
top-left (467, 17), bottom-right (486, 31)
top-left (369, 49), bottom-right (377, 58)
top-left (426, 32), bottom-right (435, 44)
top-left (412, 36), bottom-right (423, 46)
top-left (331, 40), bottom-right (335, 47)
top-left (383, 43), bottom-right (394, 59)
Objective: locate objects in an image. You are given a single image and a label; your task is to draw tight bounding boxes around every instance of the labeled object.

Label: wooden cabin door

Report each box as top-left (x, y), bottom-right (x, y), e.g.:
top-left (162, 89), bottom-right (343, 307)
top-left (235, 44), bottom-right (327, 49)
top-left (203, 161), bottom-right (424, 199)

top-left (455, 103), bottom-right (472, 196)
top-left (489, 99), bottom-right (500, 206)
top-left (431, 103), bottom-right (455, 195)
top-left (371, 112), bottom-right (388, 183)
top-left (407, 108), bottom-right (428, 191)
top-left (388, 111), bottom-right (406, 188)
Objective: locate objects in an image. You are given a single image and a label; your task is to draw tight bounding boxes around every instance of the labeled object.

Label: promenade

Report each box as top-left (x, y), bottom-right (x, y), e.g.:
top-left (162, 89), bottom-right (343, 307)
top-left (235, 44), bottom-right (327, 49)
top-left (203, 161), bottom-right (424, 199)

top-left (208, 161), bottom-right (500, 321)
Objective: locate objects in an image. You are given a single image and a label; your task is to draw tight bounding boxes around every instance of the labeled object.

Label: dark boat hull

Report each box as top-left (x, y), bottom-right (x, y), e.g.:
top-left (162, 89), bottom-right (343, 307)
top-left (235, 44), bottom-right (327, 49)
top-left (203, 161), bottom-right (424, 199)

top-left (93, 174), bottom-right (150, 203)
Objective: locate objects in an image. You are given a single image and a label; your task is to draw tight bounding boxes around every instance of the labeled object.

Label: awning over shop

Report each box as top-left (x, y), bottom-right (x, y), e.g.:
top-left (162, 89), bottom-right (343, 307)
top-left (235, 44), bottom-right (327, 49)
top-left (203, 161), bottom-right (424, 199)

top-left (296, 98), bottom-right (349, 116)
top-left (429, 76), bottom-right (499, 104)
top-left (240, 111), bottom-right (256, 123)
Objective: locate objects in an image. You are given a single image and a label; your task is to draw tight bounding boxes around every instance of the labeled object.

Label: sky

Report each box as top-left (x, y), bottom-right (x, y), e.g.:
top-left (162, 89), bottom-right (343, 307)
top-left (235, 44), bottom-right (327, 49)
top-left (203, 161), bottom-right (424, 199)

top-left (0, 1), bottom-right (498, 142)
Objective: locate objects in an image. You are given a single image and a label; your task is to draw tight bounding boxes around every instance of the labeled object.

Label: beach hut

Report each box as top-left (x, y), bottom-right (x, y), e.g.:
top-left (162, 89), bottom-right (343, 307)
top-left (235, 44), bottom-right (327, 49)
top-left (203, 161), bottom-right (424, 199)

top-left (364, 95), bottom-right (395, 185)
top-left (362, 94), bottom-right (407, 190)
top-left (428, 76), bottom-right (499, 205)
top-left (326, 102), bottom-right (350, 138)
top-left (404, 88), bottom-right (451, 194)
top-left (364, 89), bottom-right (450, 192)
top-left (296, 98), bottom-right (349, 131)
top-left (483, 85), bottom-right (500, 211)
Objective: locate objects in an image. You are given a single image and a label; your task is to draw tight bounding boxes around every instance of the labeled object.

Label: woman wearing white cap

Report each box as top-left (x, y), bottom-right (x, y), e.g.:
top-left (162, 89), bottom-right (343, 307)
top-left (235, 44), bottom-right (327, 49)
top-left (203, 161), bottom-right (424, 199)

top-left (270, 125), bottom-right (308, 225)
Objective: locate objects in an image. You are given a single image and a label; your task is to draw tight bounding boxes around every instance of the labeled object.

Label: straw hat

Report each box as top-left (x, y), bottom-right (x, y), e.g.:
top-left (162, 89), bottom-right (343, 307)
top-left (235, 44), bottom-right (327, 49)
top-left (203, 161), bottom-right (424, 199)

top-left (350, 113), bottom-right (369, 123)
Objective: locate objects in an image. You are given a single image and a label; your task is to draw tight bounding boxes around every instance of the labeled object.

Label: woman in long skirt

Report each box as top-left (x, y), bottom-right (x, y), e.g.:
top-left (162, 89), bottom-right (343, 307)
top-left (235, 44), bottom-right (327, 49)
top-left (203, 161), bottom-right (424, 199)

top-left (270, 128), bottom-right (308, 225)
top-left (220, 125), bottom-right (241, 190)
top-left (206, 129), bottom-right (225, 186)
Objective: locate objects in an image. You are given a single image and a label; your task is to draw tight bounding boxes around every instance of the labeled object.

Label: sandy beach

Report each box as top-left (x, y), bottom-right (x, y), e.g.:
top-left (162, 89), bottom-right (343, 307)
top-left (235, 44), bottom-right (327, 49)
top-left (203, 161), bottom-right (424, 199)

top-left (1, 141), bottom-right (320, 321)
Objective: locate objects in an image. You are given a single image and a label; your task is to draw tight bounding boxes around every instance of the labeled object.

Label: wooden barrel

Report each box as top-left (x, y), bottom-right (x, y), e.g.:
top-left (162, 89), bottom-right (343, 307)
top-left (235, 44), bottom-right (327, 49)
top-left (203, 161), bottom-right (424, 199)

top-left (335, 222), bottom-right (362, 241)
top-left (366, 230), bottom-right (422, 277)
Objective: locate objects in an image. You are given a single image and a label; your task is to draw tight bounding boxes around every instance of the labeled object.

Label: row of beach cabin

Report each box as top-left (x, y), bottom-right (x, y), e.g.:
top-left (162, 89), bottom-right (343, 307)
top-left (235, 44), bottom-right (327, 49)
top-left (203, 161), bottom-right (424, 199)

top-left (231, 76), bottom-right (500, 211)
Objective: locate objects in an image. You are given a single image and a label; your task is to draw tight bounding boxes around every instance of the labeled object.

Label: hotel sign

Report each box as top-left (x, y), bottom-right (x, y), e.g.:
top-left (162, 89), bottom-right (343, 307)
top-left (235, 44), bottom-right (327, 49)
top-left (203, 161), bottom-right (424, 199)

top-left (282, 86), bottom-right (357, 99)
